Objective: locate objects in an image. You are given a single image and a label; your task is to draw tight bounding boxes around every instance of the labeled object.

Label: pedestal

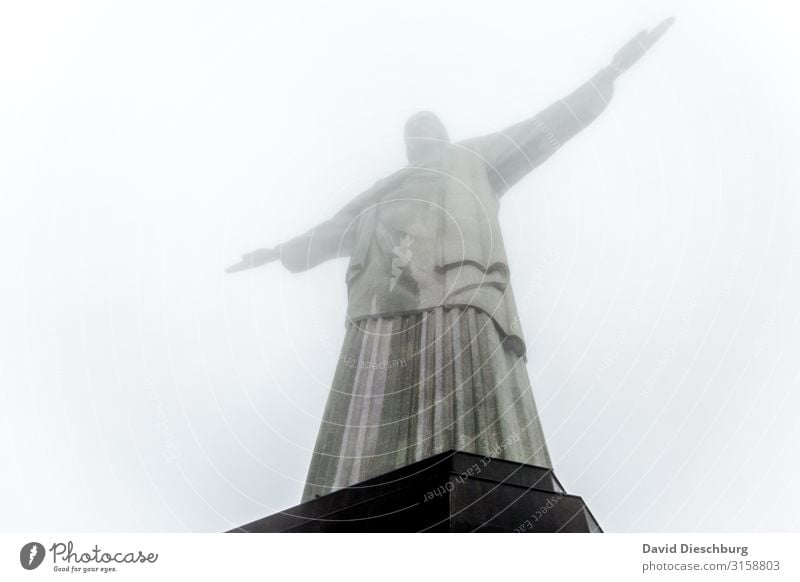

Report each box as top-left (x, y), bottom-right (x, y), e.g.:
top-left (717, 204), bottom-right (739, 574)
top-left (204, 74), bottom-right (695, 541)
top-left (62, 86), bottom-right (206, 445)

top-left (228, 450), bottom-right (601, 532)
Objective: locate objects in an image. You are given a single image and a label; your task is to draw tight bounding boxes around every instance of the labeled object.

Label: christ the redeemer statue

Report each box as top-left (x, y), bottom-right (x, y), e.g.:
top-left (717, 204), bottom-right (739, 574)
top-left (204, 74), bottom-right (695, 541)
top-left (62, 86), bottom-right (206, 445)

top-left (227, 20), bottom-right (673, 501)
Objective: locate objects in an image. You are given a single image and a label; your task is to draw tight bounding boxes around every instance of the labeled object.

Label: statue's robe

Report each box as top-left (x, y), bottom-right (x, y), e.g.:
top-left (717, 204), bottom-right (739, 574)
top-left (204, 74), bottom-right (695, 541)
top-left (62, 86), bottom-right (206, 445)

top-left (279, 70), bottom-right (616, 500)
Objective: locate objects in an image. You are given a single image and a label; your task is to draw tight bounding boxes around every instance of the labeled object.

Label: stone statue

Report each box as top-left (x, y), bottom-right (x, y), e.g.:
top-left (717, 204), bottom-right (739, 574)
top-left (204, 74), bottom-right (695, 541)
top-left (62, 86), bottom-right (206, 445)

top-left (227, 19), bottom-right (674, 501)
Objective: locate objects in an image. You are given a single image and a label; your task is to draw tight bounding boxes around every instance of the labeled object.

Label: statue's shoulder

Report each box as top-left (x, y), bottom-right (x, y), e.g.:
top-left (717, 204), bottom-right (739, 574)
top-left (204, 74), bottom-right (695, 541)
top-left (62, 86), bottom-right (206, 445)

top-left (338, 168), bottom-right (412, 216)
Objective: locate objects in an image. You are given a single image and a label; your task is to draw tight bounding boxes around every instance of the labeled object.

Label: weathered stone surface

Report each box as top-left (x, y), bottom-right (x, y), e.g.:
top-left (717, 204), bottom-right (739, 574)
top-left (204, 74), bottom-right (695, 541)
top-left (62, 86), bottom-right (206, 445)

top-left (301, 306), bottom-right (551, 502)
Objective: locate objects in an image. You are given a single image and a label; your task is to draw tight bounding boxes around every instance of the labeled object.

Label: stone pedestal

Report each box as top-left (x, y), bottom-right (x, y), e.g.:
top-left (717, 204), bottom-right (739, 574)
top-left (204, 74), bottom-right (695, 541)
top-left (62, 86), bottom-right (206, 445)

top-left (228, 450), bottom-right (601, 532)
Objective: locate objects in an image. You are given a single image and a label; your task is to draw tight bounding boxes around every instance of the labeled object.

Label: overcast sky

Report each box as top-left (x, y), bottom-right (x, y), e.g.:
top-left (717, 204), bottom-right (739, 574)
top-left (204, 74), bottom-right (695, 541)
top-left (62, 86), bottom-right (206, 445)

top-left (1, 0), bottom-right (799, 532)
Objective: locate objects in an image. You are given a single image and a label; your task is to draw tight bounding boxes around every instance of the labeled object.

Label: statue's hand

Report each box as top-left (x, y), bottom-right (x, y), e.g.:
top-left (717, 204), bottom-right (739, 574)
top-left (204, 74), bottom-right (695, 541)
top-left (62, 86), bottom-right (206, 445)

top-left (225, 247), bottom-right (280, 273)
top-left (610, 17), bottom-right (674, 75)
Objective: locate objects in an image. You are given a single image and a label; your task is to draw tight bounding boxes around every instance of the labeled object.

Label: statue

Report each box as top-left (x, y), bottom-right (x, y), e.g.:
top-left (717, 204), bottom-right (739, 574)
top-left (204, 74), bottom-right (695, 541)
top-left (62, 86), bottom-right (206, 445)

top-left (227, 19), bottom-right (674, 501)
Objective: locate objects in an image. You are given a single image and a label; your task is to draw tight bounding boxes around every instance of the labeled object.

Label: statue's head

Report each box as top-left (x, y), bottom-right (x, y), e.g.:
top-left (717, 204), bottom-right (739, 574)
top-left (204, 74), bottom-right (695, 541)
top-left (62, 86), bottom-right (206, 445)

top-left (404, 111), bottom-right (450, 165)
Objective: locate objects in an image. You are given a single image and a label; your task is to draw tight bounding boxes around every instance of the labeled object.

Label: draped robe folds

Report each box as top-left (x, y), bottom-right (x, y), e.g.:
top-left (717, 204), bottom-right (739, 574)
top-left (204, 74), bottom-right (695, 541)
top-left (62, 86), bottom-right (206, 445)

top-left (276, 70), bottom-right (616, 500)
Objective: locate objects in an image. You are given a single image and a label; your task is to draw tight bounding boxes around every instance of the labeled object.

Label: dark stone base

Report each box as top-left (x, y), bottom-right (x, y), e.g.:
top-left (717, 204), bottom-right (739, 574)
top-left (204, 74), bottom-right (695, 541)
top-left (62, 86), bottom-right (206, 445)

top-left (228, 451), bottom-right (601, 532)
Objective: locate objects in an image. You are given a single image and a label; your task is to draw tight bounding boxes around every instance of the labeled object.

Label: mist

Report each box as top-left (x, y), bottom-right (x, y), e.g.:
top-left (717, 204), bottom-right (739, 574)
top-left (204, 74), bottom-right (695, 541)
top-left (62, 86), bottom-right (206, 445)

top-left (1, 0), bottom-right (799, 532)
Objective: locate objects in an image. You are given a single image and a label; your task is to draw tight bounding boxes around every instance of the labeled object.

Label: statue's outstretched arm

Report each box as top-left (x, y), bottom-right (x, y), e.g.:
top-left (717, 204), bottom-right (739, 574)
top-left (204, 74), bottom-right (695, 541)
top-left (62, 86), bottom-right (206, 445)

top-left (225, 169), bottom-right (408, 274)
top-left (470, 18), bottom-right (674, 194)
top-left (225, 246), bottom-right (280, 273)
top-left (225, 210), bottom-right (358, 274)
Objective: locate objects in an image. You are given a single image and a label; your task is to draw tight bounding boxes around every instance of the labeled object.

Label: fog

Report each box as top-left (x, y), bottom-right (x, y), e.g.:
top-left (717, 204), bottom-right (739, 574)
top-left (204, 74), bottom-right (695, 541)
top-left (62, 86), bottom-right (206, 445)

top-left (1, 0), bottom-right (799, 532)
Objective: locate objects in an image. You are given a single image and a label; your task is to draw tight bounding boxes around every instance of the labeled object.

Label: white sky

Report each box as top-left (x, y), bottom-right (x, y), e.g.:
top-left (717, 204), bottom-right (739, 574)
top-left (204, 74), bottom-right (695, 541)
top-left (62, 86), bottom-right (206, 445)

top-left (1, 0), bottom-right (799, 532)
